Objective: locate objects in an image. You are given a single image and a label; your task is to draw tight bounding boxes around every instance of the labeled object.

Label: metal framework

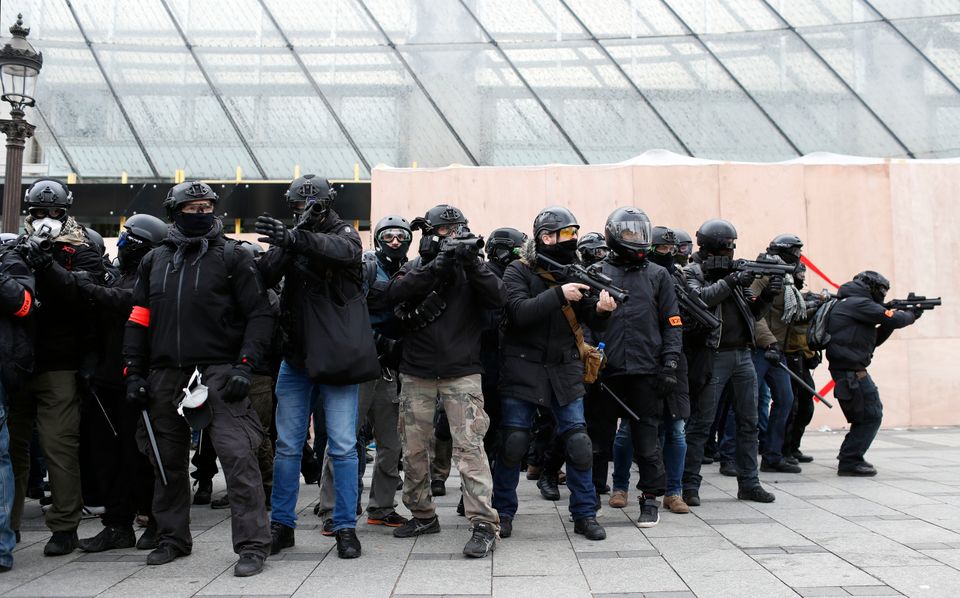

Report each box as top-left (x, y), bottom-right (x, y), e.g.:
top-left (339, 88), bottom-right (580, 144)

top-left (5, 0), bottom-right (957, 180)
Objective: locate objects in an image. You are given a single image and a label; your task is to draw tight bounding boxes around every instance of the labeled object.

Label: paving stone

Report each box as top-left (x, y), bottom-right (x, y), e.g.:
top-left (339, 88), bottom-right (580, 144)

top-left (580, 555), bottom-right (689, 594)
top-left (678, 568), bottom-right (797, 598)
top-left (493, 539), bottom-right (580, 576)
top-left (858, 519), bottom-right (960, 545)
top-left (712, 521), bottom-right (816, 548)
top-left (752, 552), bottom-right (883, 587)
top-left (793, 587), bottom-right (851, 597)
top-left (393, 557), bottom-right (492, 595)
top-left (863, 565), bottom-right (960, 598)
top-left (197, 560), bottom-right (318, 595)
top-left (492, 575), bottom-right (591, 597)
top-left (843, 585), bottom-right (902, 596)
top-left (3, 561), bottom-right (142, 597)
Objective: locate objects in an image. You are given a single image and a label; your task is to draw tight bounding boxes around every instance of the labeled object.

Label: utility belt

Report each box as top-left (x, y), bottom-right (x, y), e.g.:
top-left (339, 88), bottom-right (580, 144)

top-left (396, 290), bottom-right (448, 330)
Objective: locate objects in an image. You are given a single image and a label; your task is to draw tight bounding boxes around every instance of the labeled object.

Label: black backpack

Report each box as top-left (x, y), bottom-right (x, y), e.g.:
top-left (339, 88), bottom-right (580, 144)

top-left (807, 298), bottom-right (838, 351)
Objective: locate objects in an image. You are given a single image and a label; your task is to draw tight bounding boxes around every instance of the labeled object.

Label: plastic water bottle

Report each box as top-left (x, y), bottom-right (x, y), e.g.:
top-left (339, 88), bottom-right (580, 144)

top-left (597, 342), bottom-right (606, 359)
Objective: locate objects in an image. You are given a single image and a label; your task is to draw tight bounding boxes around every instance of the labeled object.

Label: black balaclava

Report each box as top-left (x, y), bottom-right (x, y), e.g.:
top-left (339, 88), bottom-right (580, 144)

top-left (174, 212), bottom-right (215, 236)
top-left (538, 235), bottom-right (578, 265)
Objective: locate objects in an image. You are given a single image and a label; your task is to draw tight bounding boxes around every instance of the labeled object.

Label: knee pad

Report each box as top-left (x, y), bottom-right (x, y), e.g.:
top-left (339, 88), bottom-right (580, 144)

top-left (563, 427), bottom-right (593, 472)
top-left (498, 427), bottom-right (530, 469)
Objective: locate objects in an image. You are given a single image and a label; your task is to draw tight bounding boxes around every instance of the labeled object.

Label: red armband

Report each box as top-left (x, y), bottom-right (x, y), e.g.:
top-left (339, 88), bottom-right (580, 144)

top-left (13, 289), bottom-right (32, 317)
top-left (129, 305), bottom-right (151, 327)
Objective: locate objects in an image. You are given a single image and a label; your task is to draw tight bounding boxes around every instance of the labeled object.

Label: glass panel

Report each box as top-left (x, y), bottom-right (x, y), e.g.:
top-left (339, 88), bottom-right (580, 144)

top-left (400, 44), bottom-right (583, 165)
top-left (0, 0), bottom-right (83, 42)
top-left (263, 0), bottom-right (384, 47)
top-left (803, 22), bottom-right (960, 157)
top-left (563, 0), bottom-right (686, 38)
top-left (869, 0), bottom-right (960, 20)
top-left (602, 37), bottom-right (798, 160)
top-left (95, 45), bottom-right (259, 178)
top-left (196, 48), bottom-right (367, 179)
top-left (502, 43), bottom-right (685, 162)
top-left (362, 0), bottom-right (486, 44)
top-left (896, 16), bottom-right (960, 85)
top-left (663, 0), bottom-right (781, 34)
top-left (300, 49), bottom-right (473, 168)
top-left (70, 0), bottom-right (183, 45)
top-left (166, 0), bottom-right (283, 47)
top-left (771, 0), bottom-right (879, 28)
top-left (473, 0), bottom-right (587, 42)
top-left (706, 30), bottom-right (906, 157)
top-left (30, 43), bottom-right (152, 177)
top-left (31, 133), bottom-right (73, 178)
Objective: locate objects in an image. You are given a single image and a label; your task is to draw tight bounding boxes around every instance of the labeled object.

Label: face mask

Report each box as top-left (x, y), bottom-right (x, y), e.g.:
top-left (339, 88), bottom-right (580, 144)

top-left (649, 251), bottom-right (674, 269)
top-left (174, 212), bottom-right (215, 236)
top-left (118, 243), bottom-right (151, 272)
top-left (378, 241), bottom-right (410, 273)
top-left (31, 217), bottom-right (63, 239)
top-left (539, 241), bottom-right (577, 265)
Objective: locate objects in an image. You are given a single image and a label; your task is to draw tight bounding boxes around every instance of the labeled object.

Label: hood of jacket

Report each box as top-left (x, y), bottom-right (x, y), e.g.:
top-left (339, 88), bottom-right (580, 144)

top-left (837, 279), bottom-right (873, 300)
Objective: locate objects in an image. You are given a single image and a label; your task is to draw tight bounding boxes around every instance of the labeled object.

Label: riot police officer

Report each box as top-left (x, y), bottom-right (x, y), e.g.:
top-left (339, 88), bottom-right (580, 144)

top-left (576, 232), bottom-right (609, 267)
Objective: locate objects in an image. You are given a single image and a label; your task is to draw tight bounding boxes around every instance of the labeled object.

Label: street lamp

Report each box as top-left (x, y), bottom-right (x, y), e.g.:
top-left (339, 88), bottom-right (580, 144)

top-left (0, 13), bottom-right (43, 233)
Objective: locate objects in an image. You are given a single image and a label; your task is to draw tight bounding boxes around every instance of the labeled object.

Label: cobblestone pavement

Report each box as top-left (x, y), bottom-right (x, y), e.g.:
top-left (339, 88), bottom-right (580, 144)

top-left (3, 428), bottom-right (960, 597)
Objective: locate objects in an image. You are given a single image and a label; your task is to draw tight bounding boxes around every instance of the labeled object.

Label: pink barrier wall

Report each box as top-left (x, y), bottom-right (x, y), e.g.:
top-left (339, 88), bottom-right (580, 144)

top-left (371, 160), bottom-right (959, 428)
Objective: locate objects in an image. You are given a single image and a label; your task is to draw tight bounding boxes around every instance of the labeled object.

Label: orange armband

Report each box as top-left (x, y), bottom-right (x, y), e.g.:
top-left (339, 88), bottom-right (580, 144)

top-left (13, 289), bottom-right (32, 317)
top-left (129, 305), bottom-right (151, 327)
top-left (668, 315), bottom-right (683, 327)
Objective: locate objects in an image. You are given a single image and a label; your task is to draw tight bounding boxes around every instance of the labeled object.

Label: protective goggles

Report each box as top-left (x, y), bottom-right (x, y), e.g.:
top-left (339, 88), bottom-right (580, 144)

top-left (377, 228), bottom-right (412, 244)
top-left (435, 223), bottom-right (466, 237)
top-left (678, 242), bottom-right (693, 256)
top-left (653, 244), bottom-right (678, 255)
top-left (28, 207), bottom-right (65, 220)
top-left (557, 226), bottom-right (580, 242)
top-left (117, 230), bottom-right (146, 249)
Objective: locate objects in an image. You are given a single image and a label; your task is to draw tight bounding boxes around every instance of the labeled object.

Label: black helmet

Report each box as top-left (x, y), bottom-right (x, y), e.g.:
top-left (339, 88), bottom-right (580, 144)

top-left (854, 270), bottom-right (890, 303)
top-left (673, 228), bottom-right (693, 263)
top-left (286, 174), bottom-right (335, 218)
top-left (420, 204), bottom-right (467, 231)
top-left (486, 227), bottom-right (527, 265)
top-left (651, 226), bottom-right (677, 248)
top-left (767, 233), bottom-right (803, 264)
top-left (695, 219), bottom-right (737, 253)
top-left (576, 231), bottom-right (608, 265)
top-left (124, 214), bottom-right (169, 245)
top-left (534, 206), bottom-right (578, 239)
top-left (24, 178), bottom-right (73, 212)
top-left (84, 227), bottom-right (105, 256)
top-left (604, 206), bottom-right (652, 258)
top-left (374, 214), bottom-right (412, 269)
top-left (163, 181), bottom-right (218, 218)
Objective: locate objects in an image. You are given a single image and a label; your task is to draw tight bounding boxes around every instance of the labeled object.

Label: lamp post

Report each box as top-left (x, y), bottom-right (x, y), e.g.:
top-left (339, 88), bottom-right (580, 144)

top-left (0, 14), bottom-right (42, 234)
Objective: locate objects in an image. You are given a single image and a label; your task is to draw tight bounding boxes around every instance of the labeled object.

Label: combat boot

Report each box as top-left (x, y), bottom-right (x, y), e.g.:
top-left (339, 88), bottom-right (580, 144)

top-left (463, 522), bottom-right (496, 558)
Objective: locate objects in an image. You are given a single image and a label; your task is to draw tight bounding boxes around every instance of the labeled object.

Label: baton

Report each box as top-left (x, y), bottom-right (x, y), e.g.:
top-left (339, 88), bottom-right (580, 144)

top-left (87, 386), bottom-right (118, 437)
top-left (141, 409), bottom-right (168, 486)
top-left (777, 362), bottom-right (834, 409)
top-left (599, 382), bottom-right (641, 421)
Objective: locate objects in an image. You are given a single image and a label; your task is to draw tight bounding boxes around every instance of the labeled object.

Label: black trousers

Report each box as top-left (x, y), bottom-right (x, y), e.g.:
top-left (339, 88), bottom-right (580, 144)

top-left (783, 352), bottom-right (816, 457)
top-left (87, 386), bottom-right (155, 528)
top-left (587, 375), bottom-right (666, 497)
top-left (138, 365), bottom-right (270, 558)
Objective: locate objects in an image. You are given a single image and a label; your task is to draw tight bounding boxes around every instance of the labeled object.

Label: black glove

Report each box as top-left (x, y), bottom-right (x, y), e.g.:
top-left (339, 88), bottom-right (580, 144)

top-left (764, 344), bottom-right (781, 365)
top-left (24, 240), bottom-right (53, 271)
top-left (255, 214), bottom-right (295, 248)
top-left (431, 250), bottom-right (456, 277)
top-left (221, 364), bottom-right (252, 403)
top-left (806, 352), bottom-right (822, 370)
top-left (657, 360), bottom-right (679, 395)
top-left (724, 270), bottom-right (753, 288)
top-left (125, 374), bottom-right (150, 409)
top-left (760, 276), bottom-right (784, 300)
top-left (72, 270), bottom-right (98, 295)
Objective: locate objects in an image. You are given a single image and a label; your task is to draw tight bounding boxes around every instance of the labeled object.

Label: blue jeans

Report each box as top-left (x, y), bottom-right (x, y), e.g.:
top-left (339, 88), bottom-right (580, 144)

top-left (752, 350), bottom-right (795, 464)
top-left (758, 379), bottom-right (771, 442)
top-left (0, 382), bottom-right (15, 569)
top-left (612, 420), bottom-right (633, 492)
top-left (659, 417), bottom-right (687, 496)
top-left (493, 397), bottom-right (596, 521)
top-left (271, 361), bottom-right (359, 531)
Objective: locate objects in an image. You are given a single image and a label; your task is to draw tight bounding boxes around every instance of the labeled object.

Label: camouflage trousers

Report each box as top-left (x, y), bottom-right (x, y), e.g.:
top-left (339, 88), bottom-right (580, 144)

top-left (398, 374), bottom-right (499, 527)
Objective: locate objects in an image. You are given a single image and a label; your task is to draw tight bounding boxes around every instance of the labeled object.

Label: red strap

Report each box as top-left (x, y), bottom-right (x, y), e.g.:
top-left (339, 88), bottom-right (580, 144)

top-left (129, 305), bottom-right (150, 327)
top-left (13, 289), bottom-right (32, 317)
top-left (800, 255), bottom-right (840, 290)
top-left (816, 379), bottom-right (836, 403)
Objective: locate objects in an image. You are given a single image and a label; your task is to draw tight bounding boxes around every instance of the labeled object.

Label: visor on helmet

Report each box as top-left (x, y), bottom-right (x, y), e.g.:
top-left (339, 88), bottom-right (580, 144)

top-left (608, 219), bottom-right (651, 247)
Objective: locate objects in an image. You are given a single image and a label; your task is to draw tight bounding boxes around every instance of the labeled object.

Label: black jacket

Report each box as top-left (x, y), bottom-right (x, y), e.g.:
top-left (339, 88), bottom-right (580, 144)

top-left (0, 244), bottom-right (36, 390)
top-left (499, 246), bottom-right (608, 407)
top-left (826, 279), bottom-right (916, 371)
top-left (595, 256), bottom-right (682, 376)
top-left (32, 236), bottom-right (105, 372)
top-left (374, 254), bottom-right (504, 379)
top-left (258, 211), bottom-right (364, 370)
top-left (684, 254), bottom-right (769, 350)
top-left (80, 270), bottom-right (137, 389)
top-left (124, 235), bottom-right (273, 373)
